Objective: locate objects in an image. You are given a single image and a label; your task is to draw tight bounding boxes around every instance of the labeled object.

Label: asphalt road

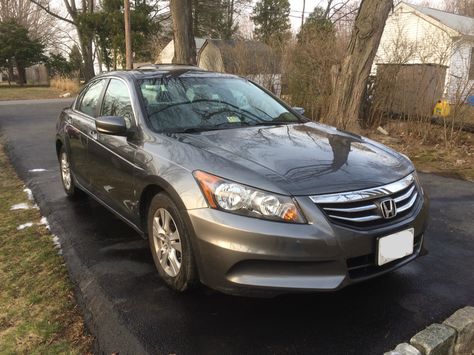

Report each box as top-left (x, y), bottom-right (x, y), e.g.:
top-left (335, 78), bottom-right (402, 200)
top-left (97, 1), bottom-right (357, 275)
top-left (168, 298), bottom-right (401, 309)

top-left (1, 99), bottom-right (473, 355)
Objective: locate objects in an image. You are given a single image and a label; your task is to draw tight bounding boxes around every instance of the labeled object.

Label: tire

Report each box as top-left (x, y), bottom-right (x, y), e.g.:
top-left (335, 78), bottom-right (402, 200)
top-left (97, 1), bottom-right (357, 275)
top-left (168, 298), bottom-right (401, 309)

top-left (147, 193), bottom-right (198, 292)
top-left (59, 146), bottom-right (81, 198)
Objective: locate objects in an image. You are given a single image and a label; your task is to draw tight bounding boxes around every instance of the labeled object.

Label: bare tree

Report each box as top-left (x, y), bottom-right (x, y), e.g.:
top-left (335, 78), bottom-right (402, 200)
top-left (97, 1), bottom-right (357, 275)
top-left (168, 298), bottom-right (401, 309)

top-left (0, 0), bottom-right (58, 44)
top-left (444, 0), bottom-right (474, 17)
top-left (170, 0), bottom-right (196, 64)
top-left (29, 0), bottom-right (95, 81)
top-left (326, 0), bottom-right (393, 129)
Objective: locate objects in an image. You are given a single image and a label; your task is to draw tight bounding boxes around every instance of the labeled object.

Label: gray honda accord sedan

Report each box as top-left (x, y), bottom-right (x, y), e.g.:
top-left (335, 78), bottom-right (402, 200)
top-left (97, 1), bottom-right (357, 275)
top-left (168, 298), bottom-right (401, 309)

top-left (55, 65), bottom-right (429, 296)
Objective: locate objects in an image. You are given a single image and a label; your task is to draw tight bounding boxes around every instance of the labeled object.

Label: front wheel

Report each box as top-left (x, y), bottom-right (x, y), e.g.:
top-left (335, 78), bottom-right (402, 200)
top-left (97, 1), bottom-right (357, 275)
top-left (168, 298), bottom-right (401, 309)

top-left (59, 147), bottom-right (81, 198)
top-left (147, 193), bottom-right (198, 291)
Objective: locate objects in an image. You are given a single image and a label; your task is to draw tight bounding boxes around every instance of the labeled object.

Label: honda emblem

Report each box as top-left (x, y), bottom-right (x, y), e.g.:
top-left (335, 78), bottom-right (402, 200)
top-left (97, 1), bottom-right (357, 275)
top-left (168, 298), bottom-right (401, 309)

top-left (379, 198), bottom-right (397, 219)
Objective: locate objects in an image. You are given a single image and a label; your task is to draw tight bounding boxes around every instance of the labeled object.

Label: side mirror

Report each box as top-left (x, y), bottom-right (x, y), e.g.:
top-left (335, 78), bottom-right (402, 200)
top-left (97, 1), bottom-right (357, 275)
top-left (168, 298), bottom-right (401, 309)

top-left (95, 116), bottom-right (128, 136)
top-left (292, 107), bottom-right (305, 115)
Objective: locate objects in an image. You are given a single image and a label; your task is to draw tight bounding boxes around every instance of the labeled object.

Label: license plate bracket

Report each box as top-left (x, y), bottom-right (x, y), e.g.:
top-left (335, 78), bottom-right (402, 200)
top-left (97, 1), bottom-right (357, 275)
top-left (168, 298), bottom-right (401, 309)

top-left (377, 228), bottom-right (414, 266)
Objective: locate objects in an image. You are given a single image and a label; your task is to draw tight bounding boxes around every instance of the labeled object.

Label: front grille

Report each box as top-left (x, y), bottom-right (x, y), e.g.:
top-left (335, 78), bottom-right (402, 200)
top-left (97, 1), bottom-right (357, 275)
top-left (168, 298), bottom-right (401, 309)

top-left (310, 174), bottom-right (420, 229)
top-left (346, 233), bottom-right (423, 279)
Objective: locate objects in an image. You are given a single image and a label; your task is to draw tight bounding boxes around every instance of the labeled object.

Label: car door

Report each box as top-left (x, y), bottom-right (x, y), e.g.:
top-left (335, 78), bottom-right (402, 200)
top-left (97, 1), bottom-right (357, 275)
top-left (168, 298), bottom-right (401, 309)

top-left (67, 79), bottom-right (107, 188)
top-left (88, 78), bottom-right (139, 221)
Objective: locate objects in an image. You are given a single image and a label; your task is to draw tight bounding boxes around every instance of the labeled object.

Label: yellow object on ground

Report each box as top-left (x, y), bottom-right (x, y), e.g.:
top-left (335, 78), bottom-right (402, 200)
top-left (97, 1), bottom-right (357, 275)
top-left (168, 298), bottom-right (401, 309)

top-left (433, 100), bottom-right (450, 117)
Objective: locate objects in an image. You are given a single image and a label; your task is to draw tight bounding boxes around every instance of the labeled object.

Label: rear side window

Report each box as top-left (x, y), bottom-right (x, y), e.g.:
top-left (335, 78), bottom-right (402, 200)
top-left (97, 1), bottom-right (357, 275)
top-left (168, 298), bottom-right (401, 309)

top-left (77, 80), bottom-right (106, 117)
top-left (101, 79), bottom-right (134, 127)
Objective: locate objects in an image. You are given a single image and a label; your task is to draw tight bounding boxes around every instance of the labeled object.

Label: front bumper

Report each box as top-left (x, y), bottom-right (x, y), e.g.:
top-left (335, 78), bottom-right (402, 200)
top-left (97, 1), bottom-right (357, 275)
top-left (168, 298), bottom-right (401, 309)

top-left (187, 193), bottom-right (429, 296)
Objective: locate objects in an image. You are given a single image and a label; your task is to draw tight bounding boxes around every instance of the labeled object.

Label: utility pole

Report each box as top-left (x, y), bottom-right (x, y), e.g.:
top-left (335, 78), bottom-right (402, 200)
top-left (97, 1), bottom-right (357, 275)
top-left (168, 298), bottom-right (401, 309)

top-left (301, 0), bottom-right (306, 29)
top-left (124, 0), bottom-right (133, 69)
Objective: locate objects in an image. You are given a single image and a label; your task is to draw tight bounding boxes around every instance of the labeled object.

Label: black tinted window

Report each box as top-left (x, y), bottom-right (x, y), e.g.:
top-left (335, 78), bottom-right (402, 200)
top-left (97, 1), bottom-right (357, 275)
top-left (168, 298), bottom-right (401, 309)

top-left (101, 79), bottom-right (134, 126)
top-left (78, 80), bottom-right (106, 117)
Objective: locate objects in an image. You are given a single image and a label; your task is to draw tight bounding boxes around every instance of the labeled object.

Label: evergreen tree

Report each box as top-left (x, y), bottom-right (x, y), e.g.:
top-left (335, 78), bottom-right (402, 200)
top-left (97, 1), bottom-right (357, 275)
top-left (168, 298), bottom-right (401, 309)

top-left (68, 45), bottom-right (83, 79)
top-left (0, 20), bottom-right (44, 85)
top-left (251, 0), bottom-right (291, 45)
top-left (77, 0), bottom-right (160, 70)
top-left (298, 7), bottom-right (334, 43)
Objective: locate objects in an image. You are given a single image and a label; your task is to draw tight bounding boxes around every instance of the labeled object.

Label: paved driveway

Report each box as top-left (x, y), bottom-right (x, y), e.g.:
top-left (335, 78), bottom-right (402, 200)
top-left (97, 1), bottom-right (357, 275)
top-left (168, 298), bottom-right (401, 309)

top-left (1, 99), bottom-right (473, 354)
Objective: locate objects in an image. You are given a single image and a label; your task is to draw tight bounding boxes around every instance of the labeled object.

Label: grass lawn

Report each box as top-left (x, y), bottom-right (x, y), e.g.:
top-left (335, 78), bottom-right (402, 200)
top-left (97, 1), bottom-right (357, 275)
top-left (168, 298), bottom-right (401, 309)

top-left (0, 145), bottom-right (92, 353)
top-left (0, 86), bottom-right (66, 101)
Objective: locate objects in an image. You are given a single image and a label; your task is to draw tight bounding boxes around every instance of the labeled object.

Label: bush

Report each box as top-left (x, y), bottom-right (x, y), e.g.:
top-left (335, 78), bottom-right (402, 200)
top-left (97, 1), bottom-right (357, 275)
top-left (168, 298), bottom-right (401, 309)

top-left (50, 76), bottom-right (81, 93)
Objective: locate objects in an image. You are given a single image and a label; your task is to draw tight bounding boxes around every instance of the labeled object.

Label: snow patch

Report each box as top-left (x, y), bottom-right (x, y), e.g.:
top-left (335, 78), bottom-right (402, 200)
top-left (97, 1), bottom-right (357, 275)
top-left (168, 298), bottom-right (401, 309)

top-left (11, 203), bottom-right (31, 210)
top-left (28, 168), bottom-right (47, 172)
top-left (23, 187), bottom-right (34, 201)
top-left (52, 235), bottom-right (63, 255)
top-left (17, 222), bottom-right (34, 230)
top-left (39, 216), bottom-right (50, 230)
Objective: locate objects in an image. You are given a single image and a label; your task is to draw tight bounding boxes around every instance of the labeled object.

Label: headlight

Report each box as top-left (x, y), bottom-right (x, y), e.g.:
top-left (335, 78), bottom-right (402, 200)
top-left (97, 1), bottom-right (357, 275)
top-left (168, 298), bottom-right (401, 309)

top-left (193, 170), bottom-right (306, 223)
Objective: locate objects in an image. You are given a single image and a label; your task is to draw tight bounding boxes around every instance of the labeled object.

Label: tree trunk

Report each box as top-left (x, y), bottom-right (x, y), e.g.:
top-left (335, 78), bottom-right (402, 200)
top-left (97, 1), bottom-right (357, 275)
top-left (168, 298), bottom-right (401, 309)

top-left (78, 28), bottom-right (95, 82)
top-left (171, 0), bottom-right (197, 65)
top-left (7, 66), bottom-right (13, 86)
top-left (326, 0), bottom-right (392, 130)
top-left (16, 65), bottom-right (26, 86)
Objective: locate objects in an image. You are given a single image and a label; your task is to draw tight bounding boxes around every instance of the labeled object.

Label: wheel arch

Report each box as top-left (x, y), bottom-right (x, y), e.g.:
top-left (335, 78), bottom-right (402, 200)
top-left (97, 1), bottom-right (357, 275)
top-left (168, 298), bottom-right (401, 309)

top-left (138, 176), bottom-right (190, 236)
top-left (55, 137), bottom-right (64, 159)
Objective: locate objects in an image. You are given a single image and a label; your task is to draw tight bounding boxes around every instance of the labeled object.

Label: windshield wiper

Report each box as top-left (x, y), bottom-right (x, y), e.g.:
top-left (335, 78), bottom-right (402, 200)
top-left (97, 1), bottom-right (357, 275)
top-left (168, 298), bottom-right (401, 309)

top-left (251, 121), bottom-right (299, 126)
top-left (171, 127), bottom-right (220, 133)
top-left (169, 121), bottom-right (252, 134)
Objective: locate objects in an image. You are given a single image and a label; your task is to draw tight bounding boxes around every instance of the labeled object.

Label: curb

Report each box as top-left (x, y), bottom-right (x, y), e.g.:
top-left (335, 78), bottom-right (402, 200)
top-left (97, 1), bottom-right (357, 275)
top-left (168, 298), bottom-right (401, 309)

top-left (385, 306), bottom-right (474, 355)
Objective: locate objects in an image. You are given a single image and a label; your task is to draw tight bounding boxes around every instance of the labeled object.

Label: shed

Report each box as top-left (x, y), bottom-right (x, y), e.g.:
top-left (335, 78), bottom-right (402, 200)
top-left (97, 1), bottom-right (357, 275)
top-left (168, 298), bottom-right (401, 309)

top-left (374, 63), bottom-right (447, 117)
top-left (375, 2), bottom-right (474, 103)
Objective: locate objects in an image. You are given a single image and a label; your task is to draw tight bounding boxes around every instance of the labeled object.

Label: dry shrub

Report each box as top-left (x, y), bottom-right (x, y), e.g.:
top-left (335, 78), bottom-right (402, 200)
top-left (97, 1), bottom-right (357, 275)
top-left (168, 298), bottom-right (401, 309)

top-left (366, 120), bottom-right (474, 181)
top-left (220, 41), bottom-right (282, 95)
top-left (283, 30), bottom-right (345, 121)
top-left (50, 76), bottom-right (80, 93)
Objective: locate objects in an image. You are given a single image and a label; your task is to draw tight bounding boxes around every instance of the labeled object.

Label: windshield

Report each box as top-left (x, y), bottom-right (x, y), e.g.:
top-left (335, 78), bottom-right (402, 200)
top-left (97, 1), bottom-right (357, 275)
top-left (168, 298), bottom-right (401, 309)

top-left (138, 76), bottom-right (302, 133)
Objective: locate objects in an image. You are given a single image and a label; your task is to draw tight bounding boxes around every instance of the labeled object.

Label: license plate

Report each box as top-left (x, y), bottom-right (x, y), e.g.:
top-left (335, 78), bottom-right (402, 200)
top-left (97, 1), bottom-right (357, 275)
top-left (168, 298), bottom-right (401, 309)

top-left (377, 228), bottom-right (414, 266)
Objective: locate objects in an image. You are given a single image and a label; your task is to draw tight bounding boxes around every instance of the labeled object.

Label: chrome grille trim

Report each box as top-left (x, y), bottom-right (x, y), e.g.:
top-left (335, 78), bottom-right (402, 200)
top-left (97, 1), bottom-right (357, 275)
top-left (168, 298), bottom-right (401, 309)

top-left (310, 173), bottom-right (420, 227)
top-left (324, 204), bottom-right (377, 213)
top-left (394, 185), bottom-right (416, 203)
top-left (327, 214), bottom-right (382, 222)
top-left (309, 173), bottom-right (415, 204)
top-left (397, 192), bottom-right (418, 213)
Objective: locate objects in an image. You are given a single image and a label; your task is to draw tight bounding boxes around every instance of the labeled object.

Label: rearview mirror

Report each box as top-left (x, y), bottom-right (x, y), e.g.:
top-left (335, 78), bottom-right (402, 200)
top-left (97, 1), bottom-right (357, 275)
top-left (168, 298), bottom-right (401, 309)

top-left (292, 107), bottom-right (305, 115)
top-left (95, 116), bottom-right (128, 136)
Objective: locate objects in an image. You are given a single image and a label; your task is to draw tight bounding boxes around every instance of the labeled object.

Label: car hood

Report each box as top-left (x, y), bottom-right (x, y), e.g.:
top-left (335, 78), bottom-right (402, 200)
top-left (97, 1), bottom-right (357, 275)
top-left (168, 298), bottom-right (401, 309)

top-left (176, 122), bottom-right (413, 196)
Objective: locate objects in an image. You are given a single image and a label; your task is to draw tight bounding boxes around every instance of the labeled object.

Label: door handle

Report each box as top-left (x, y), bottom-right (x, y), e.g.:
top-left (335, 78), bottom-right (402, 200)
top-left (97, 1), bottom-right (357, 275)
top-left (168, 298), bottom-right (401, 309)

top-left (90, 130), bottom-right (98, 140)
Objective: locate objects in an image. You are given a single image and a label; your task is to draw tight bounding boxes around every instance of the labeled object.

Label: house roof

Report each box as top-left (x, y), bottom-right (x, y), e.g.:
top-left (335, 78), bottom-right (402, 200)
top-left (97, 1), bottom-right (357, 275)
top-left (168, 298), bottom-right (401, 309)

top-left (194, 38), bottom-right (207, 52)
top-left (406, 3), bottom-right (474, 36)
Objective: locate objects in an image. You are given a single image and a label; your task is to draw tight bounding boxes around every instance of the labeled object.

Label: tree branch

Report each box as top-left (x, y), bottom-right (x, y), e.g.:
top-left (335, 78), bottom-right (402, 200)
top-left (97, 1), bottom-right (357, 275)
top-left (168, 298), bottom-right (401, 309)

top-left (28, 0), bottom-right (75, 25)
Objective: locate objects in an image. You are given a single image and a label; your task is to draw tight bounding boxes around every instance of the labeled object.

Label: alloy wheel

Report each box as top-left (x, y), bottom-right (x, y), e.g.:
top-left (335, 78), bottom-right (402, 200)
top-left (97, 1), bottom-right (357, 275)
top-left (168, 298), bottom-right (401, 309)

top-left (152, 208), bottom-right (182, 277)
top-left (61, 152), bottom-right (72, 191)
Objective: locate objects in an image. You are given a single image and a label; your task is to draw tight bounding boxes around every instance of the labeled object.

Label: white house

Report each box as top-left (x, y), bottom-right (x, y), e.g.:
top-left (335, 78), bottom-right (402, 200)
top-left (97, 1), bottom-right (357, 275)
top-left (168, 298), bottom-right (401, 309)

top-left (374, 2), bottom-right (474, 103)
top-left (156, 38), bottom-right (207, 64)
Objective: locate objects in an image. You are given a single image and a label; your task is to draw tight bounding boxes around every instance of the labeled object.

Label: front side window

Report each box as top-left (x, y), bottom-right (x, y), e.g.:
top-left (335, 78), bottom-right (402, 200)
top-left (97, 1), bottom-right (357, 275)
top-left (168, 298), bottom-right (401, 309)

top-left (138, 76), bottom-right (302, 133)
top-left (101, 79), bottom-right (135, 128)
top-left (77, 79), bottom-right (106, 117)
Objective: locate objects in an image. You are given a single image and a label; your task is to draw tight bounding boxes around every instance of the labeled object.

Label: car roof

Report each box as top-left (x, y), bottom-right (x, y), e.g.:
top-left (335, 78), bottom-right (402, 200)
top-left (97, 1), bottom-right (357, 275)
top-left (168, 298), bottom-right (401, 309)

top-left (95, 64), bottom-right (239, 81)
